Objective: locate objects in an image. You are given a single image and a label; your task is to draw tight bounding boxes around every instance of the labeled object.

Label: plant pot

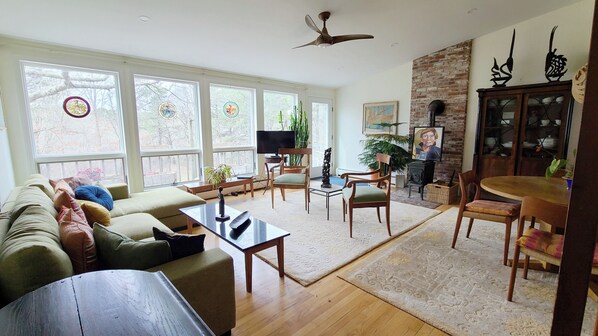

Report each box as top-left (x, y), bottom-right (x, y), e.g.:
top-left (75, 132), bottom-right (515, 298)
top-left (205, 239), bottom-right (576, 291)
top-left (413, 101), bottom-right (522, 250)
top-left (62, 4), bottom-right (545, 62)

top-left (562, 176), bottom-right (573, 190)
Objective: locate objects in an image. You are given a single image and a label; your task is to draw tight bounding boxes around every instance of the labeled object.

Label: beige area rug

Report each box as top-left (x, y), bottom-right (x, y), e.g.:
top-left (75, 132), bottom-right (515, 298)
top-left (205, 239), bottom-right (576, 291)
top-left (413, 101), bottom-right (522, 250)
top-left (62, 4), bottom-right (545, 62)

top-left (227, 191), bottom-right (440, 286)
top-left (339, 207), bottom-right (598, 336)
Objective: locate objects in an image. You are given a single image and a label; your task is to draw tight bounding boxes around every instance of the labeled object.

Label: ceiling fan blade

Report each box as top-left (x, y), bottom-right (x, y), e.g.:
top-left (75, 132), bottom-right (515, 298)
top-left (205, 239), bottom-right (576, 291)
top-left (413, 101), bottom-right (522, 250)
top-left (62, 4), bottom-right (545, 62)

top-left (293, 40), bottom-right (318, 49)
top-left (305, 15), bottom-right (322, 34)
top-left (332, 34), bottom-right (374, 44)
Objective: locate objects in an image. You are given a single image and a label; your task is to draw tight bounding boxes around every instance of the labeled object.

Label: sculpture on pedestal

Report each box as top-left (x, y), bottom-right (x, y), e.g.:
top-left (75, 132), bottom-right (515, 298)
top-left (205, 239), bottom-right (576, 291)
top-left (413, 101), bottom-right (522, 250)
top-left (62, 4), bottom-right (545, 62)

top-left (215, 187), bottom-right (230, 221)
top-left (321, 147), bottom-right (332, 188)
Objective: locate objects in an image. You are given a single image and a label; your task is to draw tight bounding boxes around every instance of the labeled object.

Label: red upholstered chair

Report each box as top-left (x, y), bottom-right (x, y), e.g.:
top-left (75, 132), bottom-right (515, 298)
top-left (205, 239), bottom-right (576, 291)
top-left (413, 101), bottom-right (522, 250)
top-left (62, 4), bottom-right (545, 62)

top-left (507, 196), bottom-right (598, 301)
top-left (451, 170), bottom-right (520, 266)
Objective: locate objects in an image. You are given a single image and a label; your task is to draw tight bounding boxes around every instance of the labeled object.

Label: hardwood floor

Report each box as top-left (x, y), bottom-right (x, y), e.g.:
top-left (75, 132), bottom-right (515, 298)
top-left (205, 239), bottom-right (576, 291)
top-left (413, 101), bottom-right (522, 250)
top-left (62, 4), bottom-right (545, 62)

top-left (193, 190), bottom-right (451, 336)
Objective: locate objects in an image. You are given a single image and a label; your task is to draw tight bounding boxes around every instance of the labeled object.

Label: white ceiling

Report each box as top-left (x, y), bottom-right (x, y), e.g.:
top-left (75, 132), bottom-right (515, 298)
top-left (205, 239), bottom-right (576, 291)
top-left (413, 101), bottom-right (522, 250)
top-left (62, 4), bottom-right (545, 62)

top-left (0, 0), bottom-right (584, 88)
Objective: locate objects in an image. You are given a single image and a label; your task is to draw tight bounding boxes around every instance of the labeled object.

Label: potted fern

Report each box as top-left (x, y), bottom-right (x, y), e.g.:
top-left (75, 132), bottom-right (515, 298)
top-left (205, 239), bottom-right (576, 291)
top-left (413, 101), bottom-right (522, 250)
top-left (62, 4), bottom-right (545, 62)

top-left (358, 122), bottom-right (412, 176)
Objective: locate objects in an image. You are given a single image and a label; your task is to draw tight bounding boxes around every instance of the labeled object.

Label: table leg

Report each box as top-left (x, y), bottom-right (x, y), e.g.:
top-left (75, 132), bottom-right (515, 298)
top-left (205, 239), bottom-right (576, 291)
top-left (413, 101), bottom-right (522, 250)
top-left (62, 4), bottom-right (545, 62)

top-left (244, 252), bottom-right (253, 293)
top-left (187, 217), bottom-right (194, 234)
top-left (250, 179), bottom-right (254, 198)
top-left (276, 238), bottom-right (285, 278)
top-left (326, 194), bottom-right (330, 220)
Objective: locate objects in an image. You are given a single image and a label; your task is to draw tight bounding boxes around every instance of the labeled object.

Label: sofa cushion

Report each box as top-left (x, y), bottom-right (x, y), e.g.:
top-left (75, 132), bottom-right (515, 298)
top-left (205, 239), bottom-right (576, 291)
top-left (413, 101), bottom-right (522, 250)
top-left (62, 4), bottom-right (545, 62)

top-left (51, 179), bottom-right (75, 197)
top-left (110, 187), bottom-right (204, 220)
top-left (0, 186), bottom-right (22, 244)
top-left (58, 207), bottom-right (98, 274)
top-left (153, 227), bottom-right (205, 260)
top-left (24, 174), bottom-right (55, 199)
top-left (75, 185), bottom-right (113, 211)
top-left (0, 206), bottom-right (73, 304)
top-left (9, 186), bottom-right (57, 226)
top-left (109, 213), bottom-right (172, 241)
top-left (93, 224), bottom-right (172, 270)
top-left (106, 183), bottom-right (129, 201)
top-left (79, 201), bottom-right (111, 225)
top-left (53, 189), bottom-right (87, 224)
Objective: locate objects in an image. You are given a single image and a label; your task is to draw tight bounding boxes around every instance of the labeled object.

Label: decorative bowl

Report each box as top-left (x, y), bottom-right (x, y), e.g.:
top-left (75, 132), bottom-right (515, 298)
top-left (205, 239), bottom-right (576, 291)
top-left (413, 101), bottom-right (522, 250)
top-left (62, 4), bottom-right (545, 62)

top-left (555, 96), bottom-right (564, 103)
top-left (541, 120), bottom-right (550, 126)
top-left (484, 137), bottom-right (497, 146)
top-left (540, 138), bottom-right (558, 149)
top-left (502, 142), bottom-right (513, 148)
top-left (542, 97), bottom-right (553, 105)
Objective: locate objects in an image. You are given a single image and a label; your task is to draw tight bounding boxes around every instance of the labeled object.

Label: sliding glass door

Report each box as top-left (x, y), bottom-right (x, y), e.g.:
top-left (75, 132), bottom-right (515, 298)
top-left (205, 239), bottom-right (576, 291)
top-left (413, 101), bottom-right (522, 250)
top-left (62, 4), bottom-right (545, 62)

top-left (310, 98), bottom-right (332, 177)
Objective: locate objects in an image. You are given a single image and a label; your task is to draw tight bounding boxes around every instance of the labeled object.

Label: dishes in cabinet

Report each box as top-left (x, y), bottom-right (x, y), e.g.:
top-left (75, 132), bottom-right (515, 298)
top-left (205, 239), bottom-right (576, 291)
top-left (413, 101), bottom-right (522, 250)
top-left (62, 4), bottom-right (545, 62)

top-left (555, 96), bottom-right (564, 103)
top-left (542, 97), bottom-right (553, 105)
top-left (539, 137), bottom-right (558, 149)
top-left (502, 141), bottom-right (513, 148)
top-left (522, 142), bottom-right (537, 149)
top-left (540, 119), bottom-right (550, 126)
top-left (484, 137), bottom-right (497, 146)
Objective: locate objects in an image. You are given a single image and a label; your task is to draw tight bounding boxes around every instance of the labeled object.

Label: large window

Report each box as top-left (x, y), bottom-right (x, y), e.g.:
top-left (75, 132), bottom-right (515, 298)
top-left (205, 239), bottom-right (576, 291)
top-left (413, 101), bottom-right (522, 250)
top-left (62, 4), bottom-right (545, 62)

top-left (210, 84), bottom-right (255, 175)
top-left (134, 75), bottom-right (201, 187)
top-left (263, 90), bottom-right (298, 131)
top-left (22, 62), bottom-right (126, 183)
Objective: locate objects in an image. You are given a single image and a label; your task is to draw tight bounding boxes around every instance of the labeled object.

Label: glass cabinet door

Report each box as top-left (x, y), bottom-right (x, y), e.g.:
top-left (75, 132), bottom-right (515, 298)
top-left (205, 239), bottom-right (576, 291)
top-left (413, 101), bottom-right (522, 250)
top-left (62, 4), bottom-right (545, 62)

top-left (481, 96), bottom-right (518, 157)
top-left (518, 93), bottom-right (567, 175)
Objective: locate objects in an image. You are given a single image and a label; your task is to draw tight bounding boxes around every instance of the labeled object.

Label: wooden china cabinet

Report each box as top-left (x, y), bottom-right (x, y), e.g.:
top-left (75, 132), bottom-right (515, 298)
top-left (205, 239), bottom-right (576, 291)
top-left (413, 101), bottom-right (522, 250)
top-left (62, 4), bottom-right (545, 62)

top-left (474, 81), bottom-right (574, 179)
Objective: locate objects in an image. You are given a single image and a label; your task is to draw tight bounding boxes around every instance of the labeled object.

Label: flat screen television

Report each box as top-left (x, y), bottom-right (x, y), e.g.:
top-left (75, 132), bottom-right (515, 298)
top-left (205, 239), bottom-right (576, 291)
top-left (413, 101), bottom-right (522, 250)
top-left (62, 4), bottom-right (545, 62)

top-left (256, 131), bottom-right (296, 156)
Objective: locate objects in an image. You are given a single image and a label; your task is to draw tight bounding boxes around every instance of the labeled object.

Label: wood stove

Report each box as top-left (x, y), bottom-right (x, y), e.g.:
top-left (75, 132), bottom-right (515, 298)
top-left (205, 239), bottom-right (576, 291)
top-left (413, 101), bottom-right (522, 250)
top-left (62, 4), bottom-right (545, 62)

top-left (407, 161), bottom-right (435, 199)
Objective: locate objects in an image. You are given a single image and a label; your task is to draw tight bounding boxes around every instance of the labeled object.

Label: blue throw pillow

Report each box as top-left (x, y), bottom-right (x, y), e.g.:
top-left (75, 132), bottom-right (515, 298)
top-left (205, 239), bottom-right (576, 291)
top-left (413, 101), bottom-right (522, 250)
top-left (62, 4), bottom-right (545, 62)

top-left (75, 185), bottom-right (114, 211)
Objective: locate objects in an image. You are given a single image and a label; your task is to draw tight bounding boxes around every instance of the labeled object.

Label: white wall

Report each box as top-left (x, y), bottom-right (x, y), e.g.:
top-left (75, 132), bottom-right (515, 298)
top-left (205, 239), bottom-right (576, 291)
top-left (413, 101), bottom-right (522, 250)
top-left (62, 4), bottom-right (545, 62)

top-left (335, 62), bottom-right (413, 172)
top-left (336, 0), bottom-right (593, 173)
top-left (0, 92), bottom-right (15, 205)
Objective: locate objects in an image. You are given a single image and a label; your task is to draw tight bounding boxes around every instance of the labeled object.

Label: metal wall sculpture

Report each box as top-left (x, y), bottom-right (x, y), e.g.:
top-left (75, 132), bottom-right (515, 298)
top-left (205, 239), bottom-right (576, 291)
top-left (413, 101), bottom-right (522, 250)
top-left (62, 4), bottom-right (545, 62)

top-left (545, 26), bottom-right (568, 82)
top-left (321, 147), bottom-right (332, 188)
top-left (490, 29), bottom-right (516, 87)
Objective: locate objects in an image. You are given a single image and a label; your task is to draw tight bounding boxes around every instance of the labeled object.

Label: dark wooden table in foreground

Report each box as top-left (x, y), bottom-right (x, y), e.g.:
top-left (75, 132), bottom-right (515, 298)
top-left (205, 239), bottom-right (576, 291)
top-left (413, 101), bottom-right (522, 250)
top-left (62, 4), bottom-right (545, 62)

top-left (181, 203), bottom-right (290, 292)
top-left (0, 270), bottom-right (214, 336)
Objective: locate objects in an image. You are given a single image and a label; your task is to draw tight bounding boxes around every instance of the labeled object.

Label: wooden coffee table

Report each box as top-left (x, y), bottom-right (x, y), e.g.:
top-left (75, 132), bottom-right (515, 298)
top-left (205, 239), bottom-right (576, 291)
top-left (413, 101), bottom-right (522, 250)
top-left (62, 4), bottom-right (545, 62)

top-left (180, 203), bottom-right (289, 292)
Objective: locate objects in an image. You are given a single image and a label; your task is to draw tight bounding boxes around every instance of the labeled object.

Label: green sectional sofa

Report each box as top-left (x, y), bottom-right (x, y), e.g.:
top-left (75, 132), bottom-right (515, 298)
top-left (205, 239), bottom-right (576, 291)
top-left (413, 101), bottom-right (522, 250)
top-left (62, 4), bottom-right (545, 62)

top-left (0, 174), bottom-right (236, 335)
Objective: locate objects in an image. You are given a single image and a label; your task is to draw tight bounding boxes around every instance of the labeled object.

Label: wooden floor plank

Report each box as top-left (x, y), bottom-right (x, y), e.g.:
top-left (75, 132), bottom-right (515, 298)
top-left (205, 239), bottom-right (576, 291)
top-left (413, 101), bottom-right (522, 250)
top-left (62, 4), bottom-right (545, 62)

top-left (190, 189), bottom-right (447, 335)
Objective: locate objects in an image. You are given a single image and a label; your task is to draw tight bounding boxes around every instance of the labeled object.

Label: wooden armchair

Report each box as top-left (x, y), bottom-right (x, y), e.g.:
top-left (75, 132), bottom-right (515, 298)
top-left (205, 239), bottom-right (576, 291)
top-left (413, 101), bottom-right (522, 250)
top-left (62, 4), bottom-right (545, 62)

top-left (341, 153), bottom-right (392, 238)
top-left (507, 196), bottom-right (598, 301)
top-left (271, 148), bottom-right (312, 210)
top-left (451, 170), bottom-right (520, 266)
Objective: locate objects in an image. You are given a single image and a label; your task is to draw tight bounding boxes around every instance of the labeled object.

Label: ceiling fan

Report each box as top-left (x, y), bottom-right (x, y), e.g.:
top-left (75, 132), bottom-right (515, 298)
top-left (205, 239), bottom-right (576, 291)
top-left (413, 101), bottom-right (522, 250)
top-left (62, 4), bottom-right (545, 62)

top-left (293, 11), bottom-right (374, 49)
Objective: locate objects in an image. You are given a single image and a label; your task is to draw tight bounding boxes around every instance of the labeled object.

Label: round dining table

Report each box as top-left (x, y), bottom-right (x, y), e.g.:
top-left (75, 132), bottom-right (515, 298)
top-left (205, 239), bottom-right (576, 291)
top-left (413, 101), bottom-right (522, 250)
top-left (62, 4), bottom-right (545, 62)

top-left (480, 175), bottom-right (570, 206)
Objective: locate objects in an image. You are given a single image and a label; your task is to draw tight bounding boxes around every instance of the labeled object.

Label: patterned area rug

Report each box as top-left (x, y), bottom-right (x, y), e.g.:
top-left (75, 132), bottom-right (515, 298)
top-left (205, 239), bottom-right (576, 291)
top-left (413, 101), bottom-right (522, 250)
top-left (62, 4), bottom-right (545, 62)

top-left (320, 176), bottom-right (442, 209)
top-left (339, 207), bottom-right (597, 336)
top-left (228, 191), bottom-right (440, 286)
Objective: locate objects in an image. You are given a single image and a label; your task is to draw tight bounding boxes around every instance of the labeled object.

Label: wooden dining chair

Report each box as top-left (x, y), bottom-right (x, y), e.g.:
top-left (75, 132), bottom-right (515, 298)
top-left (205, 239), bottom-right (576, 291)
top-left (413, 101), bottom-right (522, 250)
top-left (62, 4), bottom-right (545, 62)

top-left (341, 153), bottom-right (392, 238)
top-left (271, 148), bottom-right (312, 210)
top-left (507, 196), bottom-right (598, 301)
top-left (451, 170), bottom-right (521, 266)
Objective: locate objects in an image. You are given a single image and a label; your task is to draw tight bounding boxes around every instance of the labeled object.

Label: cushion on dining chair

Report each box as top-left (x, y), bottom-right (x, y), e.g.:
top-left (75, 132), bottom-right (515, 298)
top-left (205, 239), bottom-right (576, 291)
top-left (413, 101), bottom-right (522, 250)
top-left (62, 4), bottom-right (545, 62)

top-left (465, 200), bottom-right (520, 216)
top-left (342, 186), bottom-right (386, 203)
top-left (274, 173), bottom-right (305, 185)
top-left (518, 228), bottom-right (598, 266)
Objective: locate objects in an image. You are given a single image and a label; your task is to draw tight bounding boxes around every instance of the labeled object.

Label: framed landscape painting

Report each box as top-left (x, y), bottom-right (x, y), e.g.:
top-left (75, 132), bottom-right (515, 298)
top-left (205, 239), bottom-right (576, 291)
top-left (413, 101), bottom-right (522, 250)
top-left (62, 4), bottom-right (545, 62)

top-left (362, 101), bottom-right (399, 135)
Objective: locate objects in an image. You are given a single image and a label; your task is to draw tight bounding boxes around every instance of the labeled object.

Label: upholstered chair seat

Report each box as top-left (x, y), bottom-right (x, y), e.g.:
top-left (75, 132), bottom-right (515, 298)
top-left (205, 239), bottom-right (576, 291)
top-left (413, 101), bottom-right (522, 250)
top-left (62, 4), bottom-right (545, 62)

top-left (274, 173), bottom-right (306, 185)
top-left (342, 186), bottom-right (386, 203)
top-left (465, 200), bottom-right (520, 217)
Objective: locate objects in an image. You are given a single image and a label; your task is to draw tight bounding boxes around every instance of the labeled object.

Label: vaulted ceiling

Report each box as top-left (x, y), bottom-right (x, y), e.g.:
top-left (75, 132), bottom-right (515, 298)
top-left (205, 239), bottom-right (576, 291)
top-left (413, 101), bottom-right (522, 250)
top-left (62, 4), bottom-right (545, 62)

top-left (0, 0), bottom-right (584, 88)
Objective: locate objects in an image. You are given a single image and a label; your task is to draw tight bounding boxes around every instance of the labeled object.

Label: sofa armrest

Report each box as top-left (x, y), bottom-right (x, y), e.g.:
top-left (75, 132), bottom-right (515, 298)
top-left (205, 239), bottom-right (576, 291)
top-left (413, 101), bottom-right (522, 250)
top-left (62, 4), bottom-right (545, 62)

top-left (106, 183), bottom-right (129, 200)
top-left (147, 248), bottom-right (235, 336)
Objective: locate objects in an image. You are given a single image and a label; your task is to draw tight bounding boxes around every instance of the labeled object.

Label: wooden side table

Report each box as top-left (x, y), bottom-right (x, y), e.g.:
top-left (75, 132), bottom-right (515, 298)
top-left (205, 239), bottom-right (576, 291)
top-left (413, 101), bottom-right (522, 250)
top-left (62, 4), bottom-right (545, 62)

top-left (185, 177), bottom-right (255, 197)
top-left (0, 270), bottom-right (214, 335)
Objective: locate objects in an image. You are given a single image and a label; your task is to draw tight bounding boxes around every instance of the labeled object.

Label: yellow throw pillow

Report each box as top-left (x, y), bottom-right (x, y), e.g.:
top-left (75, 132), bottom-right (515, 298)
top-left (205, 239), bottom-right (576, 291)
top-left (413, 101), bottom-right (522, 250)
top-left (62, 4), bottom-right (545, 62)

top-left (79, 200), bottom-right (111, 225)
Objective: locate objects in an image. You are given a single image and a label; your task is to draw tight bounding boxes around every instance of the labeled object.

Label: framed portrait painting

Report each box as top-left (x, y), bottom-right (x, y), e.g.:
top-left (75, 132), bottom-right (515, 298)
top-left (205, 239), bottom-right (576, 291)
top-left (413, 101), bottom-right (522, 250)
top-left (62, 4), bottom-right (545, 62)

top-left (362, 101), bottom-right (399, 135)
top-left (412, 126), bottom-right (445, 161)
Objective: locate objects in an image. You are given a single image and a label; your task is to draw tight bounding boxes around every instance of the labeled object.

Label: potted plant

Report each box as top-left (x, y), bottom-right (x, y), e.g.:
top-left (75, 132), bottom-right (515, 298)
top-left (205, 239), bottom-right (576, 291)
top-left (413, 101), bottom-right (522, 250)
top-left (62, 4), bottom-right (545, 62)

top-left (288, 101), bottom-right (309, 166)
top-left (358, 122), bottom-right (412, 176)
top-left (204, 164), bottom-right (234, 186)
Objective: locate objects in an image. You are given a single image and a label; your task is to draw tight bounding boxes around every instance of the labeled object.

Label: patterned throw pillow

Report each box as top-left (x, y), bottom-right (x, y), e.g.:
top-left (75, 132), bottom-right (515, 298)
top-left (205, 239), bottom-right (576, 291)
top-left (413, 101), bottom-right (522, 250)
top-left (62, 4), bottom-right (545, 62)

top-left (58, 207), bottom-right (98, 274)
